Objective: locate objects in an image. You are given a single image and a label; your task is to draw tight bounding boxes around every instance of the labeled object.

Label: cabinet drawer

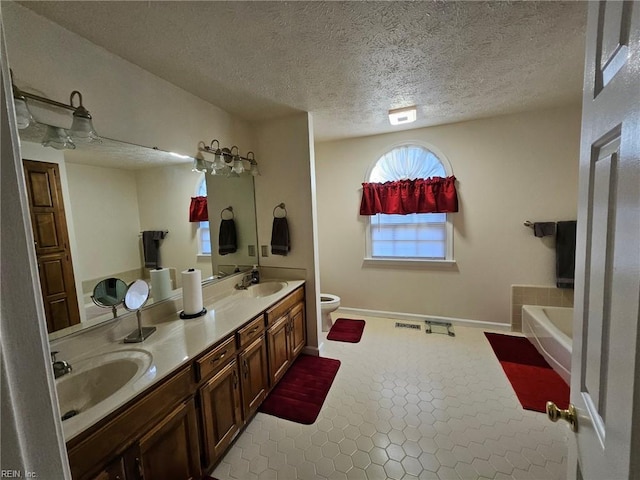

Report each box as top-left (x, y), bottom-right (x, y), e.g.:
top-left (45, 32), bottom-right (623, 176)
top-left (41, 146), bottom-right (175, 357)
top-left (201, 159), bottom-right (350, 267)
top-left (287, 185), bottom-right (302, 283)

top-left (265, 287), bottom-right (305, 326)
top-left (196, 336), bottom-right (237, 382)
top-left (237, 315), bottom-right (265, 349)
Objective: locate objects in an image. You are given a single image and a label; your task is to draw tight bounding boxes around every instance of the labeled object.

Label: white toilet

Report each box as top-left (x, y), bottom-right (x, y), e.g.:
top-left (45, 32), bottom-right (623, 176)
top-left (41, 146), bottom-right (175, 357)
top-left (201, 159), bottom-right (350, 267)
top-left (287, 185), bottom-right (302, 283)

top-left (320, 294), bottom-right (341, 332)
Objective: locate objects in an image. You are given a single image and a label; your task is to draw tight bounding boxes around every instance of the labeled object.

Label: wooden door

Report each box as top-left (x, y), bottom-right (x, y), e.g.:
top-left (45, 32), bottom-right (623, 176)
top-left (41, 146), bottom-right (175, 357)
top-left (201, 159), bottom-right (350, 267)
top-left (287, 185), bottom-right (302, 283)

top-left (567, 2), bottom-right (640, 479)
top-left (289, 302), bottom-right (306, 359)
top-left (199, 360), bottom-right (242, 467)
top-left (22, 159), bottom-right (80, 333)
top-left (135, 398), bottom-right (201, 480)
top-left (239, 335), bottom-right (268, 419)
top-left (267, 315), bottom-right (291, 386)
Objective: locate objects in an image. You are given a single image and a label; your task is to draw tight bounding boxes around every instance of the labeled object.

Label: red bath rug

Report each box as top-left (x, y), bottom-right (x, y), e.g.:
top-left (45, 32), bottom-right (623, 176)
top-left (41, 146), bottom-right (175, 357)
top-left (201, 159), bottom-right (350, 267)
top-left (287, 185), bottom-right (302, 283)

top-left (259, 354), bottom-right (341, 425)
top-left (327, 318), bottom-right (366, 343)
top-left (484, 332), bottom-right (569, 413)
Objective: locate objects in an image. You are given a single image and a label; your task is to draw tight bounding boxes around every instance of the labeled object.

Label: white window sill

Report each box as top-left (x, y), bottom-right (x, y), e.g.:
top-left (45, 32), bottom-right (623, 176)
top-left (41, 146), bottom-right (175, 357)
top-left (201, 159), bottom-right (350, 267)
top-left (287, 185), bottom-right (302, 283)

top-left (363, 257), bottom-right (457, 268)
top-left (197, 254), bottom-right (211, 260)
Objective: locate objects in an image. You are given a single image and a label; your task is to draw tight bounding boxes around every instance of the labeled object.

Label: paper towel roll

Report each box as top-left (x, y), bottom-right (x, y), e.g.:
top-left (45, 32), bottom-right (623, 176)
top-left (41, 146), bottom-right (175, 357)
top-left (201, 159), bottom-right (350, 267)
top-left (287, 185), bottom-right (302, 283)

top-left (181, 268), bottom-right (203, 315)
top-left (150, 267), bottom-right (172, 302)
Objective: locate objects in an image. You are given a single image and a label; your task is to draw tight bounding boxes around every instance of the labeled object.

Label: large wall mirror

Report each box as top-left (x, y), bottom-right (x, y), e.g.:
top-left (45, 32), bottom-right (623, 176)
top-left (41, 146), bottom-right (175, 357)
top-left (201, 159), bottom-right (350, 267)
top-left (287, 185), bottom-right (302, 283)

top-left (18, 122), bottom-right (258, 339)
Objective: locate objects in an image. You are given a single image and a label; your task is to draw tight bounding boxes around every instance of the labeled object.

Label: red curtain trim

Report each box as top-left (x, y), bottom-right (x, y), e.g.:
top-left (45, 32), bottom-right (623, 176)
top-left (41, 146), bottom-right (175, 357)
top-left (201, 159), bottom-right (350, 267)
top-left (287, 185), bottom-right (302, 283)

top-left (359, 176), bottom-right (458, 215)
top-left (189, 196), bottom-right (209, 222)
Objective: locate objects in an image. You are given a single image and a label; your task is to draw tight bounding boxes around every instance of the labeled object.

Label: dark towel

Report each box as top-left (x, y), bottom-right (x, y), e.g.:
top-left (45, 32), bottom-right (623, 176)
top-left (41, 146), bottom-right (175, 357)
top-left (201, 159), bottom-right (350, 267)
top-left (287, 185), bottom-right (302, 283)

top-left (556, 221), bottom-right (577, 289)
top-left (534, 222), bottom-right (556, 238)
top-left (142, 230), bottom-right (167, 268)
top-left (218, 219), bottom-right (237, 255)
top-left (271, 217), bottom-right (290, 255)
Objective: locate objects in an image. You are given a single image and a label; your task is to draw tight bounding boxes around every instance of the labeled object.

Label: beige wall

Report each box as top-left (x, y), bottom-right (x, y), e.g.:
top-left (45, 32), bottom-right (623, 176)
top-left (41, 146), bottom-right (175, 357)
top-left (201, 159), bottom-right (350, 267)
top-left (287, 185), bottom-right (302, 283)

top-left (66, 163), bottom-right (141, 281)
top-left (3, 1), bottom-right (254, 159)
top-left (254, 113), bottom-right (321, 350)
top-left (315, 106), bottom-right (581, 325)
top-left (136, 164), bottom-right (213, 283)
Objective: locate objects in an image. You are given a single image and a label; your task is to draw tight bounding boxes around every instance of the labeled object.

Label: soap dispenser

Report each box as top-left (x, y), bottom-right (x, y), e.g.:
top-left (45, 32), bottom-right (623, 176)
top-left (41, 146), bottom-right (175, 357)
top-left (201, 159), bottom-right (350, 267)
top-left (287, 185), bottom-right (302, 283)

top-left (251, 265), bottom-right (260, 284)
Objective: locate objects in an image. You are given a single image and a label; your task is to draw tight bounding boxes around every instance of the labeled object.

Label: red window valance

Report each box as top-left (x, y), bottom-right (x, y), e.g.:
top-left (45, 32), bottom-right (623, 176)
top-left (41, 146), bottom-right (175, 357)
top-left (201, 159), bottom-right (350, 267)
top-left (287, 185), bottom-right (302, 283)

top-left (360, 176), bottom-right (458, 215)
top-left (189, 196), bottom-right (208, 222)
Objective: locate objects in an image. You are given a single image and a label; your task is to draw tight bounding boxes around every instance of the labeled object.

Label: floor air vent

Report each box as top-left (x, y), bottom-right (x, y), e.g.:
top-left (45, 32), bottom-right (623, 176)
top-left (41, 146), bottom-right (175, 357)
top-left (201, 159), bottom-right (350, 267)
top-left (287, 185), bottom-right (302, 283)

top-left (425, 320), bottom-right (455, 337)
top-left (395, 322), bottom-right (421, 330)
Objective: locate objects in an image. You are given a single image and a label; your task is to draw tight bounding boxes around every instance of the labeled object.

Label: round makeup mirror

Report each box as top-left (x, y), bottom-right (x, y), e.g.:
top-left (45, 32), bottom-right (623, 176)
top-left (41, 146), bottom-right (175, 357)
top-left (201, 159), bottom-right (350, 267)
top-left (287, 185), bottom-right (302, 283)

top-left (123, 279), bottom-right (150, 311)
top-left (91, 277), bottom-right (128, 318)
top-left (123, 279), bottom-right (155, 343)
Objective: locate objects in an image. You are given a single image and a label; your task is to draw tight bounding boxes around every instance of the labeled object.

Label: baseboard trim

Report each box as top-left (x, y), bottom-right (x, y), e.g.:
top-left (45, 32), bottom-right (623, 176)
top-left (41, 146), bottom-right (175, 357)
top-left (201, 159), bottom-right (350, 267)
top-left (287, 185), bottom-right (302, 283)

top-left (337, 307), bottom-right (511, 331)
top-left (303, 345), bottom-right (321, 357)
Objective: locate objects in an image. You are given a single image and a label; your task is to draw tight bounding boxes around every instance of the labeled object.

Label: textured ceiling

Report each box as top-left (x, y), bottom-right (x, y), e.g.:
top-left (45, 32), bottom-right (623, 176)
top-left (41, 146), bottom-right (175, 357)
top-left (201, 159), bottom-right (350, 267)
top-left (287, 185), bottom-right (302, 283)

top-left (19, 1), bottom-right (587, 141)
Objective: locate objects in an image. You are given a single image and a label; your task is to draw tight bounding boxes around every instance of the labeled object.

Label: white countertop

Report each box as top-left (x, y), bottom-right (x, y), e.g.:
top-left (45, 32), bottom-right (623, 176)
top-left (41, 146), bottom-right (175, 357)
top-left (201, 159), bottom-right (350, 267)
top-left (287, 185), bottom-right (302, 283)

top-left (58, 279), bottom-right (305, 442)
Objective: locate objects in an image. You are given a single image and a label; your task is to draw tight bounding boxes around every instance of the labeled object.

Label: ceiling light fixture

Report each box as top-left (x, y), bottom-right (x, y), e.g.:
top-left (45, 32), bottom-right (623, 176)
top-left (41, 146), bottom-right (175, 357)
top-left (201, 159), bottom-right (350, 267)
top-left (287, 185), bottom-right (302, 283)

top-left (388, 106), bottom-right (417, 125)
top-left (11, 70), bottom-right (101, 147)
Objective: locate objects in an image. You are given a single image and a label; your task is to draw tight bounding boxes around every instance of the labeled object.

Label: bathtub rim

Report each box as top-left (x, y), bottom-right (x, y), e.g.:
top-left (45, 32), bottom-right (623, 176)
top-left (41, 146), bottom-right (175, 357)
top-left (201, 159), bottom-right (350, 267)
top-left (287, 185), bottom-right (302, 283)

top-left (522, 304), bottom-right (572, 384)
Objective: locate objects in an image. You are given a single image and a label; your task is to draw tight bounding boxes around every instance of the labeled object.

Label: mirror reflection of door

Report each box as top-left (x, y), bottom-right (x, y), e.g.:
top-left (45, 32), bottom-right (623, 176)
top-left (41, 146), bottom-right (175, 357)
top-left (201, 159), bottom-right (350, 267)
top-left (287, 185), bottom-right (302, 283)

top-left (22, 159), bottom-right (81, 333)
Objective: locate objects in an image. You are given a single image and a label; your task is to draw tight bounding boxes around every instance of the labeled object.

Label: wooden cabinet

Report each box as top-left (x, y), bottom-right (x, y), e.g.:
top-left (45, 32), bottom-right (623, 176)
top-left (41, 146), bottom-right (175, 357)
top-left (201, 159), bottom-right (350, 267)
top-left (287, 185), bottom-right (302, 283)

top-left (239, 335), bottom-right (269, 419)
top-left (68, 285), bottom-right (306, 479)
top-left (267, 315), bottom-right (291, 385)
top-left (133, 398), bottom-right (201, 480)
top-left (199, 360), bottom-right (243, 467)
top-left (89, 458), bottom-right (125, 480)
top-left (266, 287), bottom-right (306, 386)
top-left (67, 367), bottom-right (193, 480)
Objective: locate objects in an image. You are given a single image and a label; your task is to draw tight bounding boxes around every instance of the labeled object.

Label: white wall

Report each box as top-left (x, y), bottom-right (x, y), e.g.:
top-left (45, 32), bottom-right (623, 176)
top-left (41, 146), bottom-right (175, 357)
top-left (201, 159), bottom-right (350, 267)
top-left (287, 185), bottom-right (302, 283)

top-left (315, 106), bottom-right (581, 325)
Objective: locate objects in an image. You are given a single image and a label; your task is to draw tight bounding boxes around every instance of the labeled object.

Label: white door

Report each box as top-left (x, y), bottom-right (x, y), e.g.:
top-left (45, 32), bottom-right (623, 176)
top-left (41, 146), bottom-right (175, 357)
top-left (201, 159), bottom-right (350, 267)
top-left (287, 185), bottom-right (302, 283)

top-left (566, 2), bottom-right (640, 479)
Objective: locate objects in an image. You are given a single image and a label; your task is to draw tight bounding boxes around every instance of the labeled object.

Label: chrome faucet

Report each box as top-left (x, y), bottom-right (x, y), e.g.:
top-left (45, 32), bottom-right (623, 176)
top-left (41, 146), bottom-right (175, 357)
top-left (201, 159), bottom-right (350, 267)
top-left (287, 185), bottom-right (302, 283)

top-left (235, 273), bottom-right (253, 290)
top-left (51, 351), bottom-right (72, 379)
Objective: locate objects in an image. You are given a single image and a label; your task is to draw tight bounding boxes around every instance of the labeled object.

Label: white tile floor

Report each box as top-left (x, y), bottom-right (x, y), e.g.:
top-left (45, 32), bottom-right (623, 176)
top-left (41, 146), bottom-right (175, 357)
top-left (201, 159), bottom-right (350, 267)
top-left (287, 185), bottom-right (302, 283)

top-left (212, 314), bottom-right (569, 480)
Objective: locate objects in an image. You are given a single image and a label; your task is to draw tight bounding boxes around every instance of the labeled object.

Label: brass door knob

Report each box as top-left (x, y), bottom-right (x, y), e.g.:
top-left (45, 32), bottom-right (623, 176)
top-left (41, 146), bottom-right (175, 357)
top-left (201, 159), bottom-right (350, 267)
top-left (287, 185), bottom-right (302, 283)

top-left (546, 401), bottom-right (577, 432)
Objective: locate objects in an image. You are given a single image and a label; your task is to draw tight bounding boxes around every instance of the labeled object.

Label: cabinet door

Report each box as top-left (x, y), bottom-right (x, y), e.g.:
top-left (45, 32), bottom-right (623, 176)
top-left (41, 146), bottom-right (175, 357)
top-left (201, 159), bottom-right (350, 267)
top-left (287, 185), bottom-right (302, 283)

top-left (239, 335), bottom-right (268, 419)
top-left (267, 315), bottom-right (291, 386)
top-left (135, 398), bottom-right (201, 480)
top-left (289, 302), bottom-right (306, 359)
top-left (89, 457), bottom-right (126, 480)
top-left (199, 360), bottom-right (243, 467)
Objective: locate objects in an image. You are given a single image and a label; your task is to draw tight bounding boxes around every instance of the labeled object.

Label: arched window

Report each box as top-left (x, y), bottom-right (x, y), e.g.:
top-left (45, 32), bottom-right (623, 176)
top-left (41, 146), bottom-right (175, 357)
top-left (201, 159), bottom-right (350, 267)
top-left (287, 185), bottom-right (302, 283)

top-left (196, 176), bottom-right (211, 256)
top-left (366, 144), bottom-right (453, 262)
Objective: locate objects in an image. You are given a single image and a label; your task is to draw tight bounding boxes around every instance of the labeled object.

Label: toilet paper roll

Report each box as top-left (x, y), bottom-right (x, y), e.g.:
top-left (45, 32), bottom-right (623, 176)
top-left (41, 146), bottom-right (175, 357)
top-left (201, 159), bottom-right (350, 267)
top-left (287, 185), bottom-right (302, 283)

top-left (181, 268), bottom-right (203, 315)
top-left (150, 268), bottom-right (172, 302)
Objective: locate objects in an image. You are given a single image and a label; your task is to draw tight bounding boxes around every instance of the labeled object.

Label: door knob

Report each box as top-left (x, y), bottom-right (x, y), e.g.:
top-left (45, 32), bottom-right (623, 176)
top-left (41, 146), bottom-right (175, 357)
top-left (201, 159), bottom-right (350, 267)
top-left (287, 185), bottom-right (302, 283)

top-left (546, 401), bottom-right (577, 432)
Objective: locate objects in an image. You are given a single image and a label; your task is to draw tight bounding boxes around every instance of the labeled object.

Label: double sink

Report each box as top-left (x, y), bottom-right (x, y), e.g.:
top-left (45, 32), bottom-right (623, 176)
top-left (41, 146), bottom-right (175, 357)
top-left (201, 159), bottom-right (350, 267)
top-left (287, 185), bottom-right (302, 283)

top-left (54, 281), bottom-right (287, 422)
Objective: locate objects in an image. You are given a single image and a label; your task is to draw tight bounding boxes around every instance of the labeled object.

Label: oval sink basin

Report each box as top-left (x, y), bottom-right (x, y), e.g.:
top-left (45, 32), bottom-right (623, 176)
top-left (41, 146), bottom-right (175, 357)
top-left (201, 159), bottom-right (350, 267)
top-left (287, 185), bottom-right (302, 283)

top-left (245, 281), bottom-right (287, 298)
top-left (56, 349), bottom-right (152, 421)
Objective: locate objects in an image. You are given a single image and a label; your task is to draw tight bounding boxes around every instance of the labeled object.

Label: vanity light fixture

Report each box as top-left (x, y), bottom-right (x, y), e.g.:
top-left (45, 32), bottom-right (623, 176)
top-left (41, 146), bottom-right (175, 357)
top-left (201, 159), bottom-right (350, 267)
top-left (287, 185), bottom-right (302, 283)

top-left (230, 146), bottom-right (244, 175)
top-left (388, 106), bottom-right (417, 125)
top-left (192, 152), bottom-right (208, 173)
top-left (12, 80), bottom-right (34, 130)
top-left (247, 152), bottom-right (260, 176)
top-left (42, 125), bottom-right (76, 150)
top-left (10, 69), bottom-right (101, 146)
top-left (198, 139), bottom-right (259, 177)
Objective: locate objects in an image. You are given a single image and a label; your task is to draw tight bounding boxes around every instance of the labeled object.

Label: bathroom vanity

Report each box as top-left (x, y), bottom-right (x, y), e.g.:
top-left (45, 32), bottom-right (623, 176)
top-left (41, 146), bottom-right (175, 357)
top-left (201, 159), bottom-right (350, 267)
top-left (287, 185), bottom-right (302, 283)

top-left (58, 280), bottom-right (306, 480)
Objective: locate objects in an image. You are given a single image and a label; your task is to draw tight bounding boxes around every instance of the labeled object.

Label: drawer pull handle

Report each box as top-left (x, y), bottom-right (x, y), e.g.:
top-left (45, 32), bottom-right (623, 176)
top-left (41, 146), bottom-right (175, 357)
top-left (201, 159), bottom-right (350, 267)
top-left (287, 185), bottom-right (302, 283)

top-left (243, 359), bottom-right (249, 378)
top-left (210, 350), bottom-right (228, 364)
top-left (233, 369), bottom-right (238, 388)
top-left (135, 457), bottom-right (144, 480)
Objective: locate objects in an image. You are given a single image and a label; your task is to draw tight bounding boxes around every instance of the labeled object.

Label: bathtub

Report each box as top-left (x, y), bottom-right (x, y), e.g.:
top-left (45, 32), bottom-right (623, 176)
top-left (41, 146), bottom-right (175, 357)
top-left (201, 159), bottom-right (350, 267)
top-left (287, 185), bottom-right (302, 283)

top-left (522, 305), bottom-right (573, 383)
